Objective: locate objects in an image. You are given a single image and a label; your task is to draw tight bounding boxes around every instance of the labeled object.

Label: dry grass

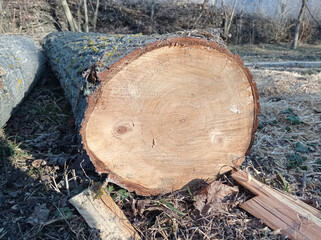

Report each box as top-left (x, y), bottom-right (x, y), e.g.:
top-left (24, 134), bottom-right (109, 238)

top-left (0, 67), bottom-right (320, 239)
top-left (246, 69), bottom-right (321, 207)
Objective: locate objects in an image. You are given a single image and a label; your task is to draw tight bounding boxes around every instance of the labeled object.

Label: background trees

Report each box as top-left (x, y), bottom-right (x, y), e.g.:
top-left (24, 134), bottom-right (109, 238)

top-left (292, 0), bottom-right (309, 49)
top-left (0, 0), bottom-right (320, 46)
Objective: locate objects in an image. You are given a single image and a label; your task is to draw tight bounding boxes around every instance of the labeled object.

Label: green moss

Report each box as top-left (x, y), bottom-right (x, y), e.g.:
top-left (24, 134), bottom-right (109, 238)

top-left (99, 36), bottom-right (108, 41)
top-left (104, 46), bottom-right (118, 58)
top-left (88, 40), bottom-right (95, 46)
top-left (16, 78), bottom-right (22, 89)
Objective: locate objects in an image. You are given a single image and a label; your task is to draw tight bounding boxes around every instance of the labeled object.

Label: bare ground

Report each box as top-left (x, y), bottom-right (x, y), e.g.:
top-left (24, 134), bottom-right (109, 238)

top-left (0, 60), bottom-right (321, 239)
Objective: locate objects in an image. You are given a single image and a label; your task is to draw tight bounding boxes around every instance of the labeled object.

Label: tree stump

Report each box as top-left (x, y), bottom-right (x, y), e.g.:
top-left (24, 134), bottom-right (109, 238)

top-left (43, 31), bottom-right (259, 196)
top-left (0, 35), bottom-right (46, 128)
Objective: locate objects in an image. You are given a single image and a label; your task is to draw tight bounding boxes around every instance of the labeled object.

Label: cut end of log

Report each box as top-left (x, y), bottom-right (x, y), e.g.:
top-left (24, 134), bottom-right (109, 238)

top-left (81, 37), bottom-right (259, 196)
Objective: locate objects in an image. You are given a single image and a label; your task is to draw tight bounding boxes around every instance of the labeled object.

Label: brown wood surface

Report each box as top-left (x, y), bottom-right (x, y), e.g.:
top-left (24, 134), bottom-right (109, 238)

top-left (232, 170), bottom-right (321, 240)
top-left (83, 38), bottom-right (259, 195)
top-left (44, 32), bottom-right (259, 196)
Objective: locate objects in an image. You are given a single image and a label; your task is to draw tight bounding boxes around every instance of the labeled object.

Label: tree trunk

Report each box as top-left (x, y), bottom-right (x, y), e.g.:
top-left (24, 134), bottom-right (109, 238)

top-left (83, 0), bottom-right (89, 32)
top-left (77, 0), bottom-right (82, 32)
top-left (61, 0), bottom-right (77, 32)
top-left (43, 31), bottom-right (259, 196)
top-left (292, 0), bottom-right (309, 49)
top-left (93, 0), bottom-right (100, 32)
top-left (0, 35), bottom-right (46, 128)
top-left (224, 0), bottom-right (238, 37)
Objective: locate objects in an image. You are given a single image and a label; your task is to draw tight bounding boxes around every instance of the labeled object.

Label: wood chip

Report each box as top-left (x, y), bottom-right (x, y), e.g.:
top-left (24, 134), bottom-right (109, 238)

top-left (69, 188), bottom-right (141, 240)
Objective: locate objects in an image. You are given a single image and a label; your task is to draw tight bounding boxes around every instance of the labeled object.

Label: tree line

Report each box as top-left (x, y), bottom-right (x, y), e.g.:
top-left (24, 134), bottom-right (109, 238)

top-left (0, 0), bottom-right (320, 47)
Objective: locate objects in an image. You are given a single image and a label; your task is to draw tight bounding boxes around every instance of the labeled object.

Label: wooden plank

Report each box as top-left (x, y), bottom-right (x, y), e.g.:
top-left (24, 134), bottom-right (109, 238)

top-left (231, 170), bottom-right (321, 240)
top-left (69, 188), bottom-right (141, 240)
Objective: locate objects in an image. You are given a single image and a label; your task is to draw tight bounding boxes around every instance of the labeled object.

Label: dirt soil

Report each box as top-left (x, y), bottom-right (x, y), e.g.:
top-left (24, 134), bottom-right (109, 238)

top-left (0, 48), bottom-right (321, 239)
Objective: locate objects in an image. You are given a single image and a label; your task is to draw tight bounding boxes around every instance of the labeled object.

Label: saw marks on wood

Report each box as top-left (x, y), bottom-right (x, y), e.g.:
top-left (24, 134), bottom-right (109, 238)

top-left (84, 43), bottom-right (256, 195)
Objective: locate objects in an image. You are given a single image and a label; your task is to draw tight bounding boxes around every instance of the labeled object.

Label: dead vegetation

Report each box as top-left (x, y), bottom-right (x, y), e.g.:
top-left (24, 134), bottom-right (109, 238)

top-left (1, 0), bottom-right (321, 45)
top-left (0, 1), bottom-right (320, 239)
top-left (1, 64), bottom-right (320, 239)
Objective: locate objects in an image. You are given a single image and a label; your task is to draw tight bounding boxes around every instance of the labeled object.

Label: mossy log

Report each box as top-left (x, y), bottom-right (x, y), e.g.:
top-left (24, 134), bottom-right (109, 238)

top-left (0, 35), bottom-right (46, 128)
top-left (43, 31), bottom-right (259, 196)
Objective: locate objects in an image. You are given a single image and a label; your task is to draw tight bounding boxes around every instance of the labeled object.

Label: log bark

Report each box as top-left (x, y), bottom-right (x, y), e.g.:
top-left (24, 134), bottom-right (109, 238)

top-left (43, 31), bottom-right (259, 196)
top-left (0, 35), bottom-right (46, 128)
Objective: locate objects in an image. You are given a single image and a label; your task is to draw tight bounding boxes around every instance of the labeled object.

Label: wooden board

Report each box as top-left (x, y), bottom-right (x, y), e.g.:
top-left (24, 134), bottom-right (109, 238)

top-left (231, 170), bottom-right (321, 240)
top-left (69, 188), bottom-right (141, 240)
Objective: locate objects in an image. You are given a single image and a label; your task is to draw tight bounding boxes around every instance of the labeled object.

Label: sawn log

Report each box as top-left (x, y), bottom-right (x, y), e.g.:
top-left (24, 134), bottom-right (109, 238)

top-left (43, 31), bottom-right (260, 195)
top-left (0, 35), bottom-right (46, 128)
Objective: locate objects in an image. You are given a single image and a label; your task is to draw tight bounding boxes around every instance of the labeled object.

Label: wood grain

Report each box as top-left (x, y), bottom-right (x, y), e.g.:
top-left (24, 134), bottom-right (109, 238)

top-left (232, 170), bottom-right (321, 240)
top-left (44, 32), bottom-right (259, 195)
top-left (69, 188), bottom-right (141, 240)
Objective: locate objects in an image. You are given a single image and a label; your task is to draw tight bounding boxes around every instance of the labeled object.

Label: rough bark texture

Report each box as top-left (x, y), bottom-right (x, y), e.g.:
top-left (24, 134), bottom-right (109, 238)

top-left (0, 35), bottom-right (46, 128)
top-left (43, 31), bottom-right (259, 196)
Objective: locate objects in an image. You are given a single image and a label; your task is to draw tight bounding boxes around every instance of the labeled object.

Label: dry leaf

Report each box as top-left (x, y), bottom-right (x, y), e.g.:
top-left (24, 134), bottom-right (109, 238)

top-left (137, 200), bottom-right (147, 216)
top-left (132, 199), bottom-right (148, 216)
top-left (26, 203), bottom-right (50, 226)
top-left (31, 159), bottom-right (47, 168)
top-left (194, 181), bottom-right (238, 216)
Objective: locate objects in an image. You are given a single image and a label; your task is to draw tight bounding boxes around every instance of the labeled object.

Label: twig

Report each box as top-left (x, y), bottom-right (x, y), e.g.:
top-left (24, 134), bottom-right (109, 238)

top-left (301, 172), bottom-right (307, 197)
top-left (50, 175), bottom-right (61, 193)
top-left (306, 172), bottom-right (321, 177)
top-left (53, 203), bottom-right (78, 235)
top-left (306, 5), bottom-right (321, 28)
top-left (80, 159), bottom-right (92, 183)
top-left (72, 168), bottom-right (78, 187)
top-left (64, 162), bottom-right (70, 197)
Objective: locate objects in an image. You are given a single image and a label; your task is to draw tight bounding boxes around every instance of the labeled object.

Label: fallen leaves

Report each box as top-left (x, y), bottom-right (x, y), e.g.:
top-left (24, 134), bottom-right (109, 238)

top-left (31, 159), bottom-right (47, 168)
top-left (194, 181), bottom-right (238, 216)
top-left (26, 203), bottom-right (50, 226)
